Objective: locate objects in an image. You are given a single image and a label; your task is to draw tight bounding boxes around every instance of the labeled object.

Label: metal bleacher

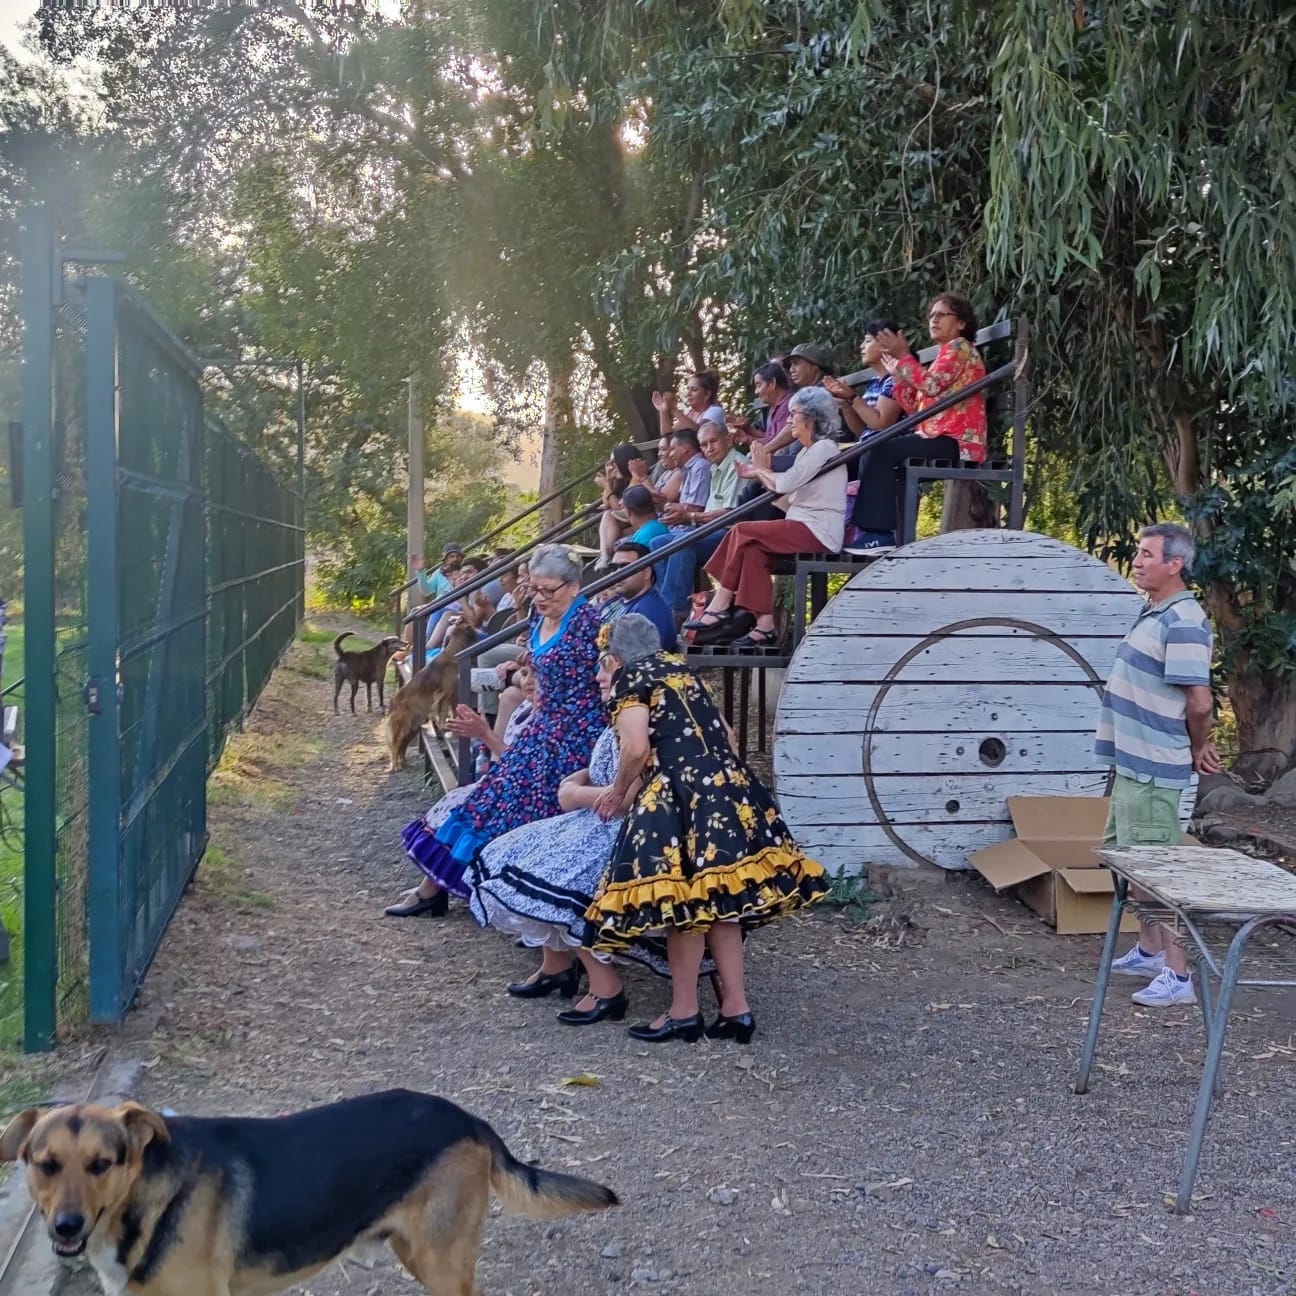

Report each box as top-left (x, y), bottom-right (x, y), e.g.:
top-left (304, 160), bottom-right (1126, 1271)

top-left (393, 318), bottom-right (1029, 785)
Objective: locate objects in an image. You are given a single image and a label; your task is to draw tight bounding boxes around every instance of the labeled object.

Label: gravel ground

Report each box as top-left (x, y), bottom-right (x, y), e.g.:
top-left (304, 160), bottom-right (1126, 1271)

top-left (59, 629), bottom-right (1296, 1296)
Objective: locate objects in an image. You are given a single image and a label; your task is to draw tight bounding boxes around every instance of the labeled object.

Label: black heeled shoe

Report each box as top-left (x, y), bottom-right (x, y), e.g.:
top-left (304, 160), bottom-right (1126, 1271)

top-left (384, 888), bottom-right (449, 918)
top-left (507, 965), bottom-right (580, 1000)
top-left (705, 1011), bottom-right (756, 1044)
top-left (627, 1013), bottom-right (703, 1043)
top-left (556, 992), bottom-right (629, 1026)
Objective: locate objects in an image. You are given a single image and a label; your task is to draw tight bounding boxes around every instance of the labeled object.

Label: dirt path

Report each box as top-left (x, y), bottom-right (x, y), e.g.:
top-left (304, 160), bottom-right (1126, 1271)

top-left (61, 627), bottom-right (1296, 1295)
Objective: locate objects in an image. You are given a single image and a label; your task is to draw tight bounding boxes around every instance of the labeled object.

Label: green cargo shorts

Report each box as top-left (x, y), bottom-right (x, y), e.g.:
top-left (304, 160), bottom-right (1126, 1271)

top-left (1102, 774), bottom-right (1183, 848)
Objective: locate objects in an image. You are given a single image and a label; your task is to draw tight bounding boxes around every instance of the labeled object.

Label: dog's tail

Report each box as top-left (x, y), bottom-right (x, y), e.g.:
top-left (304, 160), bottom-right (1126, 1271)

top-left (480, 1122), bottom-right (619, 1219)
top-left (332, 632), bottom-right (353, 658)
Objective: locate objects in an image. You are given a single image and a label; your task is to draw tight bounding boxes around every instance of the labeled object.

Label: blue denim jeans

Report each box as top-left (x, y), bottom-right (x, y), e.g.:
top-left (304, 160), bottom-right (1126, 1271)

top-left (651, 527), bottom-right (728, 613)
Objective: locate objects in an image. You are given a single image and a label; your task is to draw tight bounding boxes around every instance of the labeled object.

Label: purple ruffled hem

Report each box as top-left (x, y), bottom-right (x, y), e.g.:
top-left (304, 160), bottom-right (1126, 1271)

top-left (400, 815), bottom-right (486, 899)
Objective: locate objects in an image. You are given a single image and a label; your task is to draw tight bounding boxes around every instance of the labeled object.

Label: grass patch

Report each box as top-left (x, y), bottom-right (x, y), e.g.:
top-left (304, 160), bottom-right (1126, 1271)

top-left (196, 845), bottom-right (275, 912)
top-left (0, 1071), bottom-right (47, 1118)
top-left (822, 868), bottom-right (878, 922)
top-left (209, 729), bottom-right (325, 814)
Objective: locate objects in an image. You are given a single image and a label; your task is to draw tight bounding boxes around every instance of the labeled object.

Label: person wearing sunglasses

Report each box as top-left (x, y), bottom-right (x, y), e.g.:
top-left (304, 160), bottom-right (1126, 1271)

top-left (847, 292), bottom-right (988, 553)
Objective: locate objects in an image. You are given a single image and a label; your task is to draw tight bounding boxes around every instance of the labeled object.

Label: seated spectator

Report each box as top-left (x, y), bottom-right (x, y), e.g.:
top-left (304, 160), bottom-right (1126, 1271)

top-left (653, 370), bottom-right (726, 436)
top-left (385, 656), bottom-right (538, 915)
top-left (648, 427), bottom-right (711, 517)
top-left (425, 556), bottom-right (493, 657)
top-left (393, 545), bottom-right (605, 917)
top-left (823, 320), bottom-right (903, 439)
top-left (599, 540), bottom-right (678, 651)
top-left (648, 435), bottom-right (675, 489)
top-left (415, 540), bottom-right (463, 599)
top-left (785, 342), bottom-right (835, 393)
top-left (726, 361), bottom-right (792, 449)
top-left (849, 293), bottom-right (987, 552)
top-left (596, 443), bottom-right (650, 567)
top-left (691, 386), bottom-right (847, 650)
top-left (654, 422), bottom-right (748, 617)
top-left (620, 484), bottom-right (669, 545)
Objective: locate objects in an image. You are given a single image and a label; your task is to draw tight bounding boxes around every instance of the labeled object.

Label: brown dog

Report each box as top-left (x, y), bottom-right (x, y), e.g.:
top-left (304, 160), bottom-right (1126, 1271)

top-left (0, 1089), bottom-right (617, 1296)
top-left (385, 596), bottom-right (492, 772)
top-left (332, 631), bottom-right (408, 714)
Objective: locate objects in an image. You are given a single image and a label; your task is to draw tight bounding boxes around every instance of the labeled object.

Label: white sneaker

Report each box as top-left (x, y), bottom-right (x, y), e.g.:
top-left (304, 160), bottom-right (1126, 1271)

top-left (1110, 945), bottom-right (1165, 978)
top-left (1131, 968), bottom-right (1196, 1007)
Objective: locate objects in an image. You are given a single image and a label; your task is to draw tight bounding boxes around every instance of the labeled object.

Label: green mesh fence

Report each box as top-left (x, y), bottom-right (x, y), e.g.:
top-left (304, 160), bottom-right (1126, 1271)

top-left (21, 250), bottom-right (303, 1039)
top-left (205, 418), bottom-right (305, 770)
top-left (51, 291), bottom-right (90, 1031)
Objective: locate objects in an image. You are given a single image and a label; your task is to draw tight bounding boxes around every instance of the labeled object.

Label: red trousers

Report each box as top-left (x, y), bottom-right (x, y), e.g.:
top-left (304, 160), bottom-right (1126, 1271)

top-left (703, 519), bottom-right (824, 616)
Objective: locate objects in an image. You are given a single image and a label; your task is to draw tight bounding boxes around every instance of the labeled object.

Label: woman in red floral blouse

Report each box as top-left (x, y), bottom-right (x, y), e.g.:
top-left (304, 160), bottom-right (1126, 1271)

top-left (847, 292), bottom-right (987, 552)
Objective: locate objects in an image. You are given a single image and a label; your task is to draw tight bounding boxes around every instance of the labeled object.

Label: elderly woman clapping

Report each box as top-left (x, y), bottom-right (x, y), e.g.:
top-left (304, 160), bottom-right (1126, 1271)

top-left (689, 385), bottom-right (848, 650)
top-left (392, 544), bottom-right (606, 919)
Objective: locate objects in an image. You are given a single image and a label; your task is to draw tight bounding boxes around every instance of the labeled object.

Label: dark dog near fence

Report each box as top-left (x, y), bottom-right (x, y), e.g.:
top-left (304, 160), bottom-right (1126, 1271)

top-left (0, 1090), bottom-right (617, 1296)
top-left (384, 596), bottom-right (491, 772)
top-left (333, 632), bottom-right (408, 714)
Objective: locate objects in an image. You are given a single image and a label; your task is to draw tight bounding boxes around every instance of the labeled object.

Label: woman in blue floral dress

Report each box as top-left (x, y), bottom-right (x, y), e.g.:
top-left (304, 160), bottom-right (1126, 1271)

top-left (395, 546), bottom-right (606, 919)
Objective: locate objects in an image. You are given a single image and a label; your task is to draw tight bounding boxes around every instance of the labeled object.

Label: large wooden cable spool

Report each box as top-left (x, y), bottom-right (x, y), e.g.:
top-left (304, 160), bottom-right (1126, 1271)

top-left (773, 530), bottom-right (1177, 874)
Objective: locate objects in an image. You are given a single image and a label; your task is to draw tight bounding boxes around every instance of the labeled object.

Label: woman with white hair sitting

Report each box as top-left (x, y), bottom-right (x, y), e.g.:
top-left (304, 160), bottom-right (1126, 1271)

top-left (689, 384), bottom-right (847, 650)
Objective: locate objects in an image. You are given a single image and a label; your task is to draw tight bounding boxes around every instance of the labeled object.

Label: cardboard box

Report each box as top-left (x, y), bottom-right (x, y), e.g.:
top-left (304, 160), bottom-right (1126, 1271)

top-left (968, 796), bottom-right (1138, 935)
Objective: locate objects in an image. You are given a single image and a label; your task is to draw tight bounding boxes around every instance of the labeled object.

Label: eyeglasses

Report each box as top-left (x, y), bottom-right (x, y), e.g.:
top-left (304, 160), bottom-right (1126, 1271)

top-left (929, 310), bottom-right (955, 322)
top-left (531, 579), bottom-right (573, 598)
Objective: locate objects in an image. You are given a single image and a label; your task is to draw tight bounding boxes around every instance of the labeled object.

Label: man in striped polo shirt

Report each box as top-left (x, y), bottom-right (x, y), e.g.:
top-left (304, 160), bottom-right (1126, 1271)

top-left (1098, 522), bottom-right (1221, 1007)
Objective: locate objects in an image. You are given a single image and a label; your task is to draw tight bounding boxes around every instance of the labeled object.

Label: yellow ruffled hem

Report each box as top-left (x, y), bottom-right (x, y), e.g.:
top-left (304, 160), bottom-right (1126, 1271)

top-left (585, 845), bottom-right (827, 930)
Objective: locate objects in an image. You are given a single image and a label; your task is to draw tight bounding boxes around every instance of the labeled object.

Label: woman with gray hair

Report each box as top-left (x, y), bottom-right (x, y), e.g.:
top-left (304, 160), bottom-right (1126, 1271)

top-left (390, 544), bottom-right (606, 934)
top-left (688, 384), bottom-right (848, 650)
top-left (581, 617), bottom-right (828, 1042)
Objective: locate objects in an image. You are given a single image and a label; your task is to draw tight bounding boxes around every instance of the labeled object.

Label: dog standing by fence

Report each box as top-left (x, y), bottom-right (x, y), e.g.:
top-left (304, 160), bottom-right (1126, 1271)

top-left (332, 631), bottom-right (408, 715)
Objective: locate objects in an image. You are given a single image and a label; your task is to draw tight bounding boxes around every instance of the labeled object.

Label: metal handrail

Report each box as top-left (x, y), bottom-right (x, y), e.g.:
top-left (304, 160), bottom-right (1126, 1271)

top-left (388, 438), bottom-right (659, 600)
top-left (401, 501), bottom-right (602, 629)
top-left (456, 356), bottom-right (1019, 667)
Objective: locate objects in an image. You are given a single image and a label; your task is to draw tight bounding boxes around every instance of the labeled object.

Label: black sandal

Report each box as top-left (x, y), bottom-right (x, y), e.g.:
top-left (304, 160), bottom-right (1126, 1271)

top-left (683, 606), bottom-right (736, 632)
top-left (730, 627), bottom-right (780, 651)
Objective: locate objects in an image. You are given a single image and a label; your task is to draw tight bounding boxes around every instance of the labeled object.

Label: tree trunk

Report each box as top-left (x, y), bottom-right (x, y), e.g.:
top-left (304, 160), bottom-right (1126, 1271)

top-left (1222, 654), bottom-right (1296, 784)
top-left (540, 356), bottom-right (574, 529)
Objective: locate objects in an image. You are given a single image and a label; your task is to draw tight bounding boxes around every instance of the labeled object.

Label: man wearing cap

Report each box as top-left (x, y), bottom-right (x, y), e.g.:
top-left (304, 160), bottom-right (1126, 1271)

top-left (415, 541), bottom-right (464, 601)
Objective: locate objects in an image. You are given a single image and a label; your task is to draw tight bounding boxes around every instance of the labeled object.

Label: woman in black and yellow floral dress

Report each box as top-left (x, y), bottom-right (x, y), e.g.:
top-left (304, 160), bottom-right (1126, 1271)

top-left (586, 614), bottom-right (828, 1044)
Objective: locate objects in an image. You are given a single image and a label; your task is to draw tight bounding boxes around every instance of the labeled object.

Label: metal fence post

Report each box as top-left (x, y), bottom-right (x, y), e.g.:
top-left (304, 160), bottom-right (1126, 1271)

top-left (20, 204), bottom-right (56, 1051)
top-left (83, 278), bottom-right (123, 1022)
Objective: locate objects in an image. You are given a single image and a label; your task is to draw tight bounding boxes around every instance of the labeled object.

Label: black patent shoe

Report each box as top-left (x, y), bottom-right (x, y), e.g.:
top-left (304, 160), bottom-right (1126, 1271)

top-left (557, 992), bottom-right (629, 1026)
top-left (691, 610), bottom-right (755, 646)
top-left (384, 888), bottom-right (449, 918)
top-left (507, 965), bottom-right (580, 1000)
top-left (627, 1013), bottom-right (703, 1043)
top-left (705, 1011), bottom-right (756, 1044)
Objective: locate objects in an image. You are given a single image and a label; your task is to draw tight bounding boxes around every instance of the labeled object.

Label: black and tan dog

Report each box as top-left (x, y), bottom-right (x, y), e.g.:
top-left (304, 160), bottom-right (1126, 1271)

top-left (332, 631), bottom-right (408, 714)
top-left (0, 1089), bottom-right (617, 1296)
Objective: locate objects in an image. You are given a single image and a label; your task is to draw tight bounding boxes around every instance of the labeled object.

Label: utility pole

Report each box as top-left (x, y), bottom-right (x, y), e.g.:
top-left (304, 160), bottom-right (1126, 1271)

top-left (407, 373), bottom-right (425, 580)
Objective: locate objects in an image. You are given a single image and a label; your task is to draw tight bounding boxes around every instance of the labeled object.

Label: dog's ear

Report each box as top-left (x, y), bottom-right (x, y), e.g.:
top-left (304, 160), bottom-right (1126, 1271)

top-left (117, 1102), bottom-right (171, 1151)
top-left (0, 1109), bottom-right (42, 1163)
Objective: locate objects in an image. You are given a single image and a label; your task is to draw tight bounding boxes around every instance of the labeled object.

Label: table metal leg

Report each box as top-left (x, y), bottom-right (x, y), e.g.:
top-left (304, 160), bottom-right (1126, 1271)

top-left (1074, 877), bottom-right (1128, 1094)
top-left (1194, 954), bottom-right (1220, 1100)
top-left (1175, 916), bottom-right (1262, 1214)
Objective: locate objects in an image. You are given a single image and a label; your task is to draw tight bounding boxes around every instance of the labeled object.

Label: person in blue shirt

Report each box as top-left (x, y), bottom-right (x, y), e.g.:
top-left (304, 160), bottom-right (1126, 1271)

top-left (599, 540), bottom-right (678, 651)
top-left (621, 485), bottom-right (670, 546)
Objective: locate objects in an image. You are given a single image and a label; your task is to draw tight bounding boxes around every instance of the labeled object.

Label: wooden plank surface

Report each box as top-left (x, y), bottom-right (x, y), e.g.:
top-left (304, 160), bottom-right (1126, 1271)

top-left (773, 529), bottom-right (1147, 875)
top-left (782, 634), bottom-right (1123, 685)
top-left (776, 682), bottom-right (1107, 731)
top-left (1100, 847), bottom-right (1296, 917)
top-left (775, 729), bottom-right (1108, 777)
